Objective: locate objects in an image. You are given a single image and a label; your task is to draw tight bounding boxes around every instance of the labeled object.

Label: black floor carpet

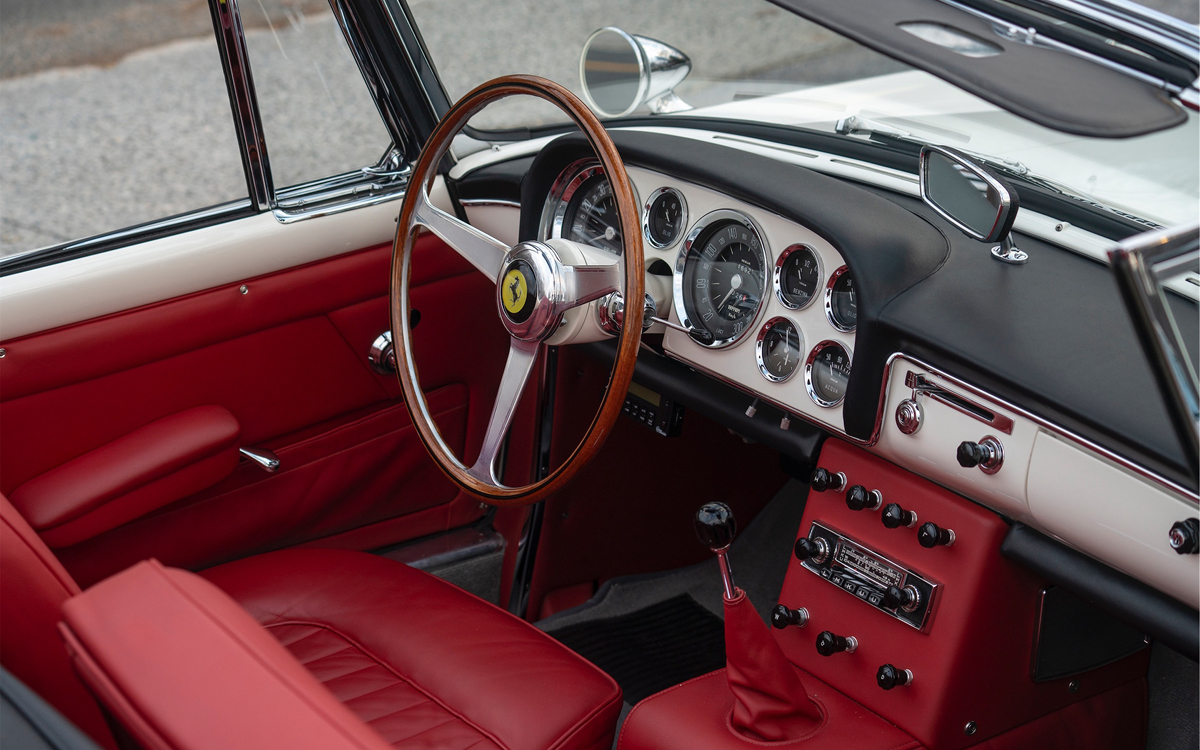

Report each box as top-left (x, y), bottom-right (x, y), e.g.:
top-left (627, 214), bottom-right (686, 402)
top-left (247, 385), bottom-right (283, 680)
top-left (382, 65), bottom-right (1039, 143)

top-left (549, 593), bottom-right (726, 704)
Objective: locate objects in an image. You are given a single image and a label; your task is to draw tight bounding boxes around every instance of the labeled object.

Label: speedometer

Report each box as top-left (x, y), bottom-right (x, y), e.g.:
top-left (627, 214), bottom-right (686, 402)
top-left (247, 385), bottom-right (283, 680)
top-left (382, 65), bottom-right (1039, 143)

top-left (674, 210), bottom-right (769, 348)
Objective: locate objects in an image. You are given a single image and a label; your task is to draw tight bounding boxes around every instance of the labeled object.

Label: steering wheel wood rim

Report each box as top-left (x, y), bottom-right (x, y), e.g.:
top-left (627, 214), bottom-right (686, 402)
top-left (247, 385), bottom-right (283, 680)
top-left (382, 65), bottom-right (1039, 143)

top-left (391, 74), bottom-right (644, 507)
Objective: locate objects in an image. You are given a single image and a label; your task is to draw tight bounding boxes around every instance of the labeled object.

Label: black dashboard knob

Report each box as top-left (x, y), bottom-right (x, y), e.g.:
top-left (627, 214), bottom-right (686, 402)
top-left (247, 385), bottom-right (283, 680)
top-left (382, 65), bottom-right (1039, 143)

top-left (846, 485), bottom-right (882, 512)
top-left (694, 502), bottom-right (737, 552)
top-left (883, 585), bottom-right (920, 612)
top-left (811, 468), bottom-right (846, 493)
top-left (957, 441), bottom-right (987, 468)
top-left (881, 503), bottom-right (917, 529)
top-left (918, 522), bottom-right (955, 548)
top-left (793, 537), bottom-right (829, 563)
top-left (1169, 519), bottom-right (1199, 554)
top-left (876, 664), bottom-right (913, 690)
top-left (771, 604), bottom-right (810, 629)
top-left (815, 630), bottom-right (857, 656)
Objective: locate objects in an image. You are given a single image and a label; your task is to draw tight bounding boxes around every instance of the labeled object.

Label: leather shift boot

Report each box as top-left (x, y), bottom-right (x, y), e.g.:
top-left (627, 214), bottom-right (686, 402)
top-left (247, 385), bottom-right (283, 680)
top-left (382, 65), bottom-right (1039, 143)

top-left (724, 589), bottom-right (823, 741)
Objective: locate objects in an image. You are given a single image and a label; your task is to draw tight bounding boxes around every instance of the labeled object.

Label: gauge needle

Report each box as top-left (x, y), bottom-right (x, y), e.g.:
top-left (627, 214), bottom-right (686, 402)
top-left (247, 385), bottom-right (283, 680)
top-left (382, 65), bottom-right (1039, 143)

top-left (716, 273), bottom-right (742, 311)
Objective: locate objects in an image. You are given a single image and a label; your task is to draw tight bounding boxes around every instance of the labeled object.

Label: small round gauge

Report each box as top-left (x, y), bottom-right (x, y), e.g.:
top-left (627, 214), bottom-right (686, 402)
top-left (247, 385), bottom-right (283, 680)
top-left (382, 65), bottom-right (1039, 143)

top-left (756, 317), bottom-right (804, 382)
top-left (643, 187), bottom-right (687, 248)
top-left (825, 266), bottom-right (857, 332)
top-left (805, 341), bottom-right (852, 407)
top-left (775, 244), bottom-right (822, 310)
top-left (675, 210), bottom-right (770, 348)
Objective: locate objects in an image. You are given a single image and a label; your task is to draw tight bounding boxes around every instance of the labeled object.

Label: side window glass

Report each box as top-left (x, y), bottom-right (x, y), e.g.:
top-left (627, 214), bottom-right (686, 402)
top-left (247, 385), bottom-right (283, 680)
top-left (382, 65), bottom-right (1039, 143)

top-left (240, 1), bottom-right (393, 189)
top-left (0, 2), bottom-right (248, 257)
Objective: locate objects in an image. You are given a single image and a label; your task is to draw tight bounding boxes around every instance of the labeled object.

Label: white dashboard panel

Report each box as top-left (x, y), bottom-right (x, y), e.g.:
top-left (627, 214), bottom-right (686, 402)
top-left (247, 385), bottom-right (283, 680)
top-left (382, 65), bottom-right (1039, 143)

top-left (874, 359), bottom-right (1037, 522)
top-left (1027, 431), bottom-right (1199, 609)
top-left (619, 166), bottom-right (856, 434)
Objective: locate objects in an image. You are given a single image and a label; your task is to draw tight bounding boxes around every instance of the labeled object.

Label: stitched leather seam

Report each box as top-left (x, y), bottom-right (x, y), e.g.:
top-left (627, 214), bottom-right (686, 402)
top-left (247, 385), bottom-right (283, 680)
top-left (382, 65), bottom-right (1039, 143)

top-left (372, 714), bottom-right (462, 747)
top-left (150, 566), bottom-right (385, 749)
top-left (348, 688), bottom-right (433, 722)
top-left (264, 621), bottom-right (512, 750)
top-left (272, 623), bottom-right (338, 650)
top-left (310, 660), bottom-right (391, 687)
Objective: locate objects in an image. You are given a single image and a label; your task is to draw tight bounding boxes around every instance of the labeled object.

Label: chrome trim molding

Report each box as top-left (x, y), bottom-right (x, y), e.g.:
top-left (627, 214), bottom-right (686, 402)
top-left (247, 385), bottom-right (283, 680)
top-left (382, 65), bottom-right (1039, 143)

top-left (208, 0), bottom-right (274, 211)
top-left (461, 198), bottom-right (522, 209)
top-left (641, 186), bottom-right (688, 249)
top-left (775, 243), bottom-right (823, 311)
top-left (672, 208), bottom-right (772, 349)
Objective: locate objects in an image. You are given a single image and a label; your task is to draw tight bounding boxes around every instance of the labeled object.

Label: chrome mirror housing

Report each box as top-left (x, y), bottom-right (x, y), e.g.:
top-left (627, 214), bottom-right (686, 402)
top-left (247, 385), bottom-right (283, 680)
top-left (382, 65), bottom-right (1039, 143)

top-left (919, 145), bottom-right (1027, 265)
top-left (579, 27), bottom-right (692, 118)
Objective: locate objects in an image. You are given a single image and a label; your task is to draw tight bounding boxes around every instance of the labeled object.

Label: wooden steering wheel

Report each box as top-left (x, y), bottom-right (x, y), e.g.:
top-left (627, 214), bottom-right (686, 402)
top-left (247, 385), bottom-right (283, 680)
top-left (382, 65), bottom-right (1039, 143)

top-left (391, 75), bottom-right (645, 506)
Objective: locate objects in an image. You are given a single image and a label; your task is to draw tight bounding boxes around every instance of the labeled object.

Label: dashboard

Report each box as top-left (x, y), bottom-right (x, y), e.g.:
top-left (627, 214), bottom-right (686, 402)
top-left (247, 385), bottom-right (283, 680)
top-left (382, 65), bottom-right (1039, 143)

top-left (452, 125), bottom-right (1200, 629)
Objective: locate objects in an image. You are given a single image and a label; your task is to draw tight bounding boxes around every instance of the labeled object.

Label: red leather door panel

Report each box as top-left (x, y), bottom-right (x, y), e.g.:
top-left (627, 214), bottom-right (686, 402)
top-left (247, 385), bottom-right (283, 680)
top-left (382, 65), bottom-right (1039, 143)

top-left (0, 236), bottom-right (513, 585)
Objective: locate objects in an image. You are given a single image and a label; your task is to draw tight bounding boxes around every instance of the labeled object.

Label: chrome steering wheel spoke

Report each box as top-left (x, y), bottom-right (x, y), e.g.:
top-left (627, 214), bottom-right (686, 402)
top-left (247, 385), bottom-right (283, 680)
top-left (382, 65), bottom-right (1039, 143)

top-left (560, 261), bottom-right (621, 310)
top-left (413, 187), bottom-right (507, 282)
top-left (467, 338), bottom-right (540, 487)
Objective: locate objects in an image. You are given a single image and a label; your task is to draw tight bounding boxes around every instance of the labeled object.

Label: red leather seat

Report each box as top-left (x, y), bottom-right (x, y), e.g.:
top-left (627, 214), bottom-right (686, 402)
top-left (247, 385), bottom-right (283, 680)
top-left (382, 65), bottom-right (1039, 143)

top-left (199, 548), bottom-right (623, 750)
top-left (1, 492), bottom-right (621, 750)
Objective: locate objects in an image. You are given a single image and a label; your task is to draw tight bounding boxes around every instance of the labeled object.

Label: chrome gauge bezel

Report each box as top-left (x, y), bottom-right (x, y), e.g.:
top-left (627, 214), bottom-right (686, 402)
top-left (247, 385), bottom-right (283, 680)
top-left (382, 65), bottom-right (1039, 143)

top-left (824, 265), bottom-right (857, 333)
top-left (756, 317), bottom-right (805, 383)
top-left (538, 159), bottom-right (637, 252)
top-left (775, 243), bottom-right (823, 310)
top-left (642, 186), bottom-right (688, 249)
top-left (673, 209), bottom-right (772, 349)
top-left (805, 340), bottom-right (853, 408)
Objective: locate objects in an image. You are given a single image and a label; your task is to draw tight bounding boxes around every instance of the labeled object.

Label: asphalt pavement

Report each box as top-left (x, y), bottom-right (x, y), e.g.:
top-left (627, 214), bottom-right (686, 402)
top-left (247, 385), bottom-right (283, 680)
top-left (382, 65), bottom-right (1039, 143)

top-left (1, 0), bottom-right (1197, 257)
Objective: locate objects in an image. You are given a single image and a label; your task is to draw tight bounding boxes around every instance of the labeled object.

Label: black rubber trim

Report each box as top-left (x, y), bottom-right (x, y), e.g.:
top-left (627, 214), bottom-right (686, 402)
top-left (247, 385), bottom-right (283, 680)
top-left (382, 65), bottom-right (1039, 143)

top-left (1002, 523), bottom-right (1199, 661)
top-left (580, 340), bottom-right (826, 467)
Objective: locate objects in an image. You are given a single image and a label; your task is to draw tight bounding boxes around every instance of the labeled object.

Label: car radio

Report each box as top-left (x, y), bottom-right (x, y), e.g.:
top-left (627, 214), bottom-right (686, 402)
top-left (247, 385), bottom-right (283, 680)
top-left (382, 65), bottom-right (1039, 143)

top-left (796, 522), bottom-right (938, 631)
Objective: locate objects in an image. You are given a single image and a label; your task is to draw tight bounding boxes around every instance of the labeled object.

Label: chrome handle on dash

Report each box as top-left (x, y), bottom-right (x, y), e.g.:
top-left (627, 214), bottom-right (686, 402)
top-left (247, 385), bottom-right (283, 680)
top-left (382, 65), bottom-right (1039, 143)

top-left (239, 447), bottom-right (280, 473)
top-left (904, 372), bottom-right (1014, 435)
top-left (649, 316), bottom-right (714, 346)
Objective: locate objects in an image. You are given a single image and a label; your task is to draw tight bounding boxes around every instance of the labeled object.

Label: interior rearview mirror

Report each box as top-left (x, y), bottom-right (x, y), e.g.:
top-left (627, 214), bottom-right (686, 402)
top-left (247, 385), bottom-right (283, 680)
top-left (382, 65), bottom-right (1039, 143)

top-left (579, 27), bottom-right (692, 119)
top-left (919, 145), bottom-right (1027, 264)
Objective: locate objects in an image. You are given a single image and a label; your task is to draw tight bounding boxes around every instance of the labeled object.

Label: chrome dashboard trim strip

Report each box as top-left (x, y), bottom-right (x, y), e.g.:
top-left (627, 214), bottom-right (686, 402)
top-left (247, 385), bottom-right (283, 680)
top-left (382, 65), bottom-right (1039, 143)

top-left (461, 199), bottom-right (522, 209)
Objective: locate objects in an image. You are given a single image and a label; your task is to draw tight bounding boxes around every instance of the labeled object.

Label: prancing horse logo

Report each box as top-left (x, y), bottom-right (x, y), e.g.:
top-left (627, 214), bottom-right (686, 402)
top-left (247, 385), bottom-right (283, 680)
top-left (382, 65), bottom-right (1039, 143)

top-left (502, 268), bottom-right (528, 315)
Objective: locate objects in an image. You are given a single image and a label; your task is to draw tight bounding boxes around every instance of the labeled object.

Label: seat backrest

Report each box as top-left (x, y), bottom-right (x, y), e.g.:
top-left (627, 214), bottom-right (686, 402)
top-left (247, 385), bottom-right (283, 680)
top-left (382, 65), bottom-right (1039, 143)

top-left (0, 494), bottom-right (114, 748)
top-left (59, 559), bottom-right (394, 750)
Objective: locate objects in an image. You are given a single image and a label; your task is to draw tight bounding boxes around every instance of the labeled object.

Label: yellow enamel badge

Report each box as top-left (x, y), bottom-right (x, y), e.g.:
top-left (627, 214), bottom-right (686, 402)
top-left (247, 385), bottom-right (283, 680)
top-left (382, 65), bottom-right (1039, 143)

top-left (502, 268), bottom-right (528, 314)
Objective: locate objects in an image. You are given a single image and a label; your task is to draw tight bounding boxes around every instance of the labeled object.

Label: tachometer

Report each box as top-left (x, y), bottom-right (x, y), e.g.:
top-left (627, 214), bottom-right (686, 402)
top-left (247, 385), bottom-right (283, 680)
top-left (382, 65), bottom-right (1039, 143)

top-left (825, 266), bottom-right (857, 332)
top-left (805, 341), bottom-right (852, 407)
top-left (675, 210), bottom-right (770, 348)
top-left (775, 244), bottom-right (822, 309)
top-left (756, 317), bottom-right (804, 382)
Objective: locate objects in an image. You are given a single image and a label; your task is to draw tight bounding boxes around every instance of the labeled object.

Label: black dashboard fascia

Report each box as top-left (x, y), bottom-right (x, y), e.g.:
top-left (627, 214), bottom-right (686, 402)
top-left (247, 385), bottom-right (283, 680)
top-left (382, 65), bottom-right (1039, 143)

top-left (455, 127), bottom-right (1199, 494)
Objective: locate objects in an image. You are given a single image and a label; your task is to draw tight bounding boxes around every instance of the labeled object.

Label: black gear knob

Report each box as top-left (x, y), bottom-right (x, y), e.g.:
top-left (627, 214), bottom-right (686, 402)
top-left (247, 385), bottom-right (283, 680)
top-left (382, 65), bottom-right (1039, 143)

top-left (695, 502), bottom-right (737, 552)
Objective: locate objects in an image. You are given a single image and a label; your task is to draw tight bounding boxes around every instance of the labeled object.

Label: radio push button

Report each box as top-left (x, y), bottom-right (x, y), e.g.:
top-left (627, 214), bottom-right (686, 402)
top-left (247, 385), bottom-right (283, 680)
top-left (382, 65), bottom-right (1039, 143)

top-left (846, 485), bottom-right (883, 512)
top-left (881, 503), bottom-right (918, 529)
top-left (815, 631), bottom-right (858, 656)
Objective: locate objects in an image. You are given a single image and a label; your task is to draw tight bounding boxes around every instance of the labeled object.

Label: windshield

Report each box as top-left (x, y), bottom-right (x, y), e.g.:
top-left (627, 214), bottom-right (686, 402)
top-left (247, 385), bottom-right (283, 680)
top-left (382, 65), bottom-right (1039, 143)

top-left (409, 0), bottom-right (1198, 227)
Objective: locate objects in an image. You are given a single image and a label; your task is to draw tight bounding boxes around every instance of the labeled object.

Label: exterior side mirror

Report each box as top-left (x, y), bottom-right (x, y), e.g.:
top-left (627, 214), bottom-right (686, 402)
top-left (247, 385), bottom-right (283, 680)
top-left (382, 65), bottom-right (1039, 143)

top-left (919, 145), bottom-right (1027, 264)
top-left (579, 27), bottom-right (692, 118)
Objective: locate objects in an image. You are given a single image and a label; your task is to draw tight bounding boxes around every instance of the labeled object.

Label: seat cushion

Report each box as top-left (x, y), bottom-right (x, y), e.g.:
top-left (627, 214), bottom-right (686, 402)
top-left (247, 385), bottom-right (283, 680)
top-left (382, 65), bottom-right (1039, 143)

top-left (201, 548), bottom-right (622, 750)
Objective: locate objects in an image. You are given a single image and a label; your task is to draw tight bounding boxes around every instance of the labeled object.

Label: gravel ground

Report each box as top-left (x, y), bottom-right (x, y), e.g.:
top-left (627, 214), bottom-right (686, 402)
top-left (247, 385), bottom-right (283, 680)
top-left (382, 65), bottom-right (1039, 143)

top-left (1, 0), bottom-right (1196, 256)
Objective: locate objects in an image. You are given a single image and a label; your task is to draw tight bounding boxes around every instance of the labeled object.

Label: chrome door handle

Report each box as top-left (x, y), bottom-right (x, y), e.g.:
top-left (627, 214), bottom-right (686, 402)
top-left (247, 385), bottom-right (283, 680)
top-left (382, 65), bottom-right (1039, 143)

top-left (239, 447), bottom-right (280, 473)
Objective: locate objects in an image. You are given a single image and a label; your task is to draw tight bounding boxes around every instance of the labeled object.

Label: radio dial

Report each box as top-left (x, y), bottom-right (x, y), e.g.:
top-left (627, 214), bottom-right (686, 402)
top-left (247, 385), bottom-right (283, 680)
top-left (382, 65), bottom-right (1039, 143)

top-left (794, 537), bottom-right (830, 564)
top-left (883, 585), bottom-right (920, 612)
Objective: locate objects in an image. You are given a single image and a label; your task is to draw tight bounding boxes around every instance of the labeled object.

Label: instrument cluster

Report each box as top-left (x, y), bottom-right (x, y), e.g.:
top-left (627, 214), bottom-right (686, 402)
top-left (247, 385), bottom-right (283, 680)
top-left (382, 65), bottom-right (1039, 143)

top-left (540, 160), bottom-right (858, 432)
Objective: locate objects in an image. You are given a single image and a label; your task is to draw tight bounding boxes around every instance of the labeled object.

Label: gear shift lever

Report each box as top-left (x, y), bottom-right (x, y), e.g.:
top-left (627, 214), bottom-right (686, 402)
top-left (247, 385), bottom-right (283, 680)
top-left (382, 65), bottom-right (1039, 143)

top-left (694, 502), bottom-right (738, 599)
top-left (694, 502), bottom-right (821, 742)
